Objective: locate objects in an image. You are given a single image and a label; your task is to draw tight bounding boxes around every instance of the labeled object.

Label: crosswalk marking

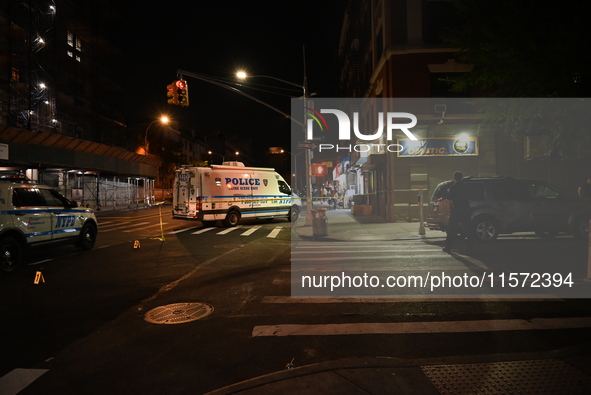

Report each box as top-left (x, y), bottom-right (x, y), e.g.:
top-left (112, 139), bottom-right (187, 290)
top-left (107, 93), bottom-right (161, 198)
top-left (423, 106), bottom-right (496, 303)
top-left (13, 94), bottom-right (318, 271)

top-left (0, 368), bottom-right (49, 395)
top-left (292, 248), bottom-right (439, 254)
top-left (267, 227), bottom-right (283, 238)
top-left (98, 220), bottom-right (285, 238)
top-left (252, 317), bottom-right (591, 337)
top-left (241, 226), bottom-right (261, 236)
top-left (168, 226), bottom-right (201, 234)
top-left (261, 295), bottom-right (559, 303)
top-left (192, 227), bottom-right (215, 235)
top-left (291, 255), bottom-right (454, 261)
top-left (217, 226), bottom-right (242, 235)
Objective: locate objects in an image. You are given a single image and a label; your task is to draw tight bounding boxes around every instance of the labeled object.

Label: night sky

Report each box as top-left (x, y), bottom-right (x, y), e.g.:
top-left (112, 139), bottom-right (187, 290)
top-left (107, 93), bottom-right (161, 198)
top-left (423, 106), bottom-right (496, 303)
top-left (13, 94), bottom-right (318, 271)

top-left (116, 1), bottom-right (346, 156)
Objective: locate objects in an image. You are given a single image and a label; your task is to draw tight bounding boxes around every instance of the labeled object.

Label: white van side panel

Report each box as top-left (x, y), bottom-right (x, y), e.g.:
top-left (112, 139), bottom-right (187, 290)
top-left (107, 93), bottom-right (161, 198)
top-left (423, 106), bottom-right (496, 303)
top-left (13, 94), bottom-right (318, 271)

top-left (172, 165), bottom-right (299, 224)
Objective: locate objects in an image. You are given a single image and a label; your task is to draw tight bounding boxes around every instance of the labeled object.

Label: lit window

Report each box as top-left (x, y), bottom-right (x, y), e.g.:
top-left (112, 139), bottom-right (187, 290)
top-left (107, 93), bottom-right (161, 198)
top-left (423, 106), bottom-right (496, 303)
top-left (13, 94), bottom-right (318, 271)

top-left (66, 30), bottom-right (82, 62)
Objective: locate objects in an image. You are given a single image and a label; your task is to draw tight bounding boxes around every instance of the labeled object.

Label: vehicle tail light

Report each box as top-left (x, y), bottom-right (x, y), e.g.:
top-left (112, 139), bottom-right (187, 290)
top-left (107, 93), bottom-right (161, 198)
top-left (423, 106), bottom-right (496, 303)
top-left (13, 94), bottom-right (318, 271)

top-left (196, 196), bottom-right (202, 211)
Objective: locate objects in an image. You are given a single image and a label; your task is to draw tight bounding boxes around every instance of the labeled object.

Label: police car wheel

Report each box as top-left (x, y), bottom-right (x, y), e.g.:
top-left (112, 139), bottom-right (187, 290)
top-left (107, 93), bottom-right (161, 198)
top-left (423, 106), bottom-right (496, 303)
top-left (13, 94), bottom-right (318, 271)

top-left (0, 237), bottom-right (22, 273)
top-left (223, 210), bottom-right (240, 227)
top-left (76, 223), bottom-right (97, 250)
top-left (289, 207), bottom-right (299, 222)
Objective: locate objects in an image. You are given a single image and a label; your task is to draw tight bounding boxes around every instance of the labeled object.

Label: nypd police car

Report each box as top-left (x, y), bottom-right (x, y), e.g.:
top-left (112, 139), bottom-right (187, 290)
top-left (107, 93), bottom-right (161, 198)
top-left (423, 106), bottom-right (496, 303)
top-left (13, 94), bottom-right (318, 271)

top-left (0, 179), bottom-right (98, 273)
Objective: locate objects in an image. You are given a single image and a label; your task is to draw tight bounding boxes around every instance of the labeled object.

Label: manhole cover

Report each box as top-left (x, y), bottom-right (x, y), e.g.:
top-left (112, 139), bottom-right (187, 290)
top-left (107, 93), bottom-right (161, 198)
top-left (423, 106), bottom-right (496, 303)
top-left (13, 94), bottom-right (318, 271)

top-left (144, 302), bottom-right (214, 324)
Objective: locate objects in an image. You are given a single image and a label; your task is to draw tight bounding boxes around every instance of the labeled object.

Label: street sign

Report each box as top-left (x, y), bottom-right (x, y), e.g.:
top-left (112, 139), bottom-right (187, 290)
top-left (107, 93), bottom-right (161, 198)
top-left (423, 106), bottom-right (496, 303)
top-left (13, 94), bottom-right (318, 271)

top-left (297, 142), bottom-right (318, 150)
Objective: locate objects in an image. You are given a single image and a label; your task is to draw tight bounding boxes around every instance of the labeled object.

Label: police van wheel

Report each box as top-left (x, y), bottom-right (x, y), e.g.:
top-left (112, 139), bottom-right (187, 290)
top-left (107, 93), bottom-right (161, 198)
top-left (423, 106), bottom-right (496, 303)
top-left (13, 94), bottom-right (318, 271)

top-left (76, 223), bottom-right (97, 250)
top-left (223, 210), bottom-right (241, 227)
top-left (289, 207), bottom-right (299, 222)
top-left (0, 237), bottom-right (22, 273)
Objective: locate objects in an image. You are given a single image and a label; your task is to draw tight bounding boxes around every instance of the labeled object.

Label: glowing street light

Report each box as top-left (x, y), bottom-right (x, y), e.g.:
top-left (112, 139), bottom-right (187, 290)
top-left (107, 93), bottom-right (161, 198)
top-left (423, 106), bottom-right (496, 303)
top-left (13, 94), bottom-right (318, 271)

top-left (144, 116), bottom-right (169, 155)
top-left (235, 70), bottom-right (304, 89)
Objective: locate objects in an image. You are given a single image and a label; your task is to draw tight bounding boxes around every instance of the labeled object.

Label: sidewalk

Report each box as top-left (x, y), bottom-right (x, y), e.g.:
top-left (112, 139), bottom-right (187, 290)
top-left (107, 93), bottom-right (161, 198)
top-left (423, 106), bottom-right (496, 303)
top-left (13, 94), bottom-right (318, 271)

top-left (207, 345), bottom-right (591, 394)
top-left (292, 203), bottom-right (438, 242)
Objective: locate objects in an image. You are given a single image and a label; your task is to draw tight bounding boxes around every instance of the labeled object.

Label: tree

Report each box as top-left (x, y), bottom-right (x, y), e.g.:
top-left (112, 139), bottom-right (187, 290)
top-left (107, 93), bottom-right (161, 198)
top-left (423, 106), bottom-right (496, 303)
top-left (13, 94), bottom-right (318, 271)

top-left (445, 0), bottom-right (591, 159)
top-left (448, 0), bottom-right (591, 97)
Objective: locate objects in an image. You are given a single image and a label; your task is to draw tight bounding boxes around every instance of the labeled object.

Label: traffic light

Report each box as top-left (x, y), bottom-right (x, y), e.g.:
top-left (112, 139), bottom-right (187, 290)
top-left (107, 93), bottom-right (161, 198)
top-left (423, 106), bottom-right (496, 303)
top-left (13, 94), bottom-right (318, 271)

top-left (167, 81), bottom-right (179, 105)
top-left (177, 79), bottom-right (189, 107)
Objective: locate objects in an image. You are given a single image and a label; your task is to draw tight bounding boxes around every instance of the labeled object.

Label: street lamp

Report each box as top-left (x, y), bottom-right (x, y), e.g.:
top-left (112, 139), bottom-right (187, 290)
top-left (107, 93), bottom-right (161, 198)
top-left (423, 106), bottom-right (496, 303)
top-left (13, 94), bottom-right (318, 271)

top-left (144, 116), bottom-right (169, 155)
top-left (236, 69), bottom-right (314, 221)
top-left (236, 71), bottom-right (305, 90)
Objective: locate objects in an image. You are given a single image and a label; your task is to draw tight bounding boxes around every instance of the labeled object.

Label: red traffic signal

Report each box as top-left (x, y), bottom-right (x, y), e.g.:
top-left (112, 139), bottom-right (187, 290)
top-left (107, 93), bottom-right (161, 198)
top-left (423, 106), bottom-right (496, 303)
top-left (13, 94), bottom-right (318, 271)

top-left (167, 81), bottom-right (179, 105)
top-left (167, 80), bottom-right (188, 106)
top-left (177, 79), bottom-right (189, 107)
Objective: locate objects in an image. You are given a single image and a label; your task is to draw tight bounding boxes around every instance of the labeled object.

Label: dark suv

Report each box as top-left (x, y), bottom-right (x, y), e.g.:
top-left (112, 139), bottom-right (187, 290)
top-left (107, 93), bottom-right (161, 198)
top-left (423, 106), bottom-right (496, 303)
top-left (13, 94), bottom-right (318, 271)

top-left (427, 176), bottom-right (591, 242)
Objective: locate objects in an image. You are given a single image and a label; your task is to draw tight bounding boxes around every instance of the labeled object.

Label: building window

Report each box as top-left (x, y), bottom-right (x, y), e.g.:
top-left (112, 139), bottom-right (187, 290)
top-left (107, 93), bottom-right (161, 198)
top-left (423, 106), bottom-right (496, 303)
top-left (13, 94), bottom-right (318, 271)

top-left (11, 67), bottom-right (20, 81)
top-left (67, 30), bottom-right (82, 62)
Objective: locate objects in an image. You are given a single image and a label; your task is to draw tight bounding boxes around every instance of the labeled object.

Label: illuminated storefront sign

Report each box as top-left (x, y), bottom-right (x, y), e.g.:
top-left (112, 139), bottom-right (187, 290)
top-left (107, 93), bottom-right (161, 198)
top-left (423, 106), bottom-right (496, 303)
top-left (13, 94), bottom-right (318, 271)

top-left (397, 136), bottom-right (478, 157)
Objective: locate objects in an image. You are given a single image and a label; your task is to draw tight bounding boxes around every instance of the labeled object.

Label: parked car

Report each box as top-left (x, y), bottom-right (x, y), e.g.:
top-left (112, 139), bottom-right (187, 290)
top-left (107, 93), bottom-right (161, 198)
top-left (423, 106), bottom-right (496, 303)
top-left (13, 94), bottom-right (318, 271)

top-left (427, 176), bottom-right (591, 242)
top-left (0, 179), bottom-right (98, 273)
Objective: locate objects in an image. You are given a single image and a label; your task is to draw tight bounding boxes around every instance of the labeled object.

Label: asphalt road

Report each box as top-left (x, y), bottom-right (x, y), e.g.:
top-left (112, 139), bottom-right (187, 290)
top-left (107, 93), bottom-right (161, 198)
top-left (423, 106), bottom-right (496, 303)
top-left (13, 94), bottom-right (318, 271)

top-left (2, 206), bottom-right (591, 394)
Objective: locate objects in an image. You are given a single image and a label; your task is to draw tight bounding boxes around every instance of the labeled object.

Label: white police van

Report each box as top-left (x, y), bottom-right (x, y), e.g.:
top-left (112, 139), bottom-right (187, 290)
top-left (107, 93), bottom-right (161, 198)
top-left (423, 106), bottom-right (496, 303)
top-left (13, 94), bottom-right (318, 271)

top-left (0, 178), bottom-right (98, 273)
top-left (172, 162), bottom-right (301, 226)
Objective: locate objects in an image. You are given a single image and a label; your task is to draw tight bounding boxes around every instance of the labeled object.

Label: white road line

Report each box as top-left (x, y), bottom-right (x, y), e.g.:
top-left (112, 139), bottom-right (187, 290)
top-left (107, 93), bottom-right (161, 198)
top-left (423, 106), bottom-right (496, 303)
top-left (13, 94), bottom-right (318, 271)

top-left (122, 223), bottom-right (168, 232)
top-left (294, 242), bottom-right (424, 247)
top-left (292, 249), bottom-right (440, 254)
top-left (295, 244), bottom-right (435, 249)
top-left (252, 317), bottom-right (591, 337)
top-left (241, 226), bottom-right (261, 236)
top-left (267, 227), bottom-right (283, 238)
top-left (0, 368), bottom-right (49, 395)
top-left (192, 227), bottom-right (216, 235)
top-left (168, 226), bottom-right (202, 234)
top-left (261, 296), bottom-right (560, 303)
top-left (217, 226), bottom-right (242, 235)
top-left (291, 267), bottom-right (485, 273)
top-left (100, 222), bottom-right (150, 232)
top-left (291, 255), bottom-right (460, 261)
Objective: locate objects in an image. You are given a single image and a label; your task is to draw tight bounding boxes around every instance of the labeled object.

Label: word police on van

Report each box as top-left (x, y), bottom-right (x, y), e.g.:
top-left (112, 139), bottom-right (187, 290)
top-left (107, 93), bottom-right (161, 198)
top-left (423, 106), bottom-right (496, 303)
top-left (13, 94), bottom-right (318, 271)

top-left (172, 162), bottom-right (301, 227)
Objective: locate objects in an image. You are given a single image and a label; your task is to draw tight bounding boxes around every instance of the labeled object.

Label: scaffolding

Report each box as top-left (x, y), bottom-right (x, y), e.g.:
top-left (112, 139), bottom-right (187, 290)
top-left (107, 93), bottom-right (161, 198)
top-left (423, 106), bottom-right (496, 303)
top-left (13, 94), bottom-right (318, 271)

top-left (39, 170), bottom-right (155, 211)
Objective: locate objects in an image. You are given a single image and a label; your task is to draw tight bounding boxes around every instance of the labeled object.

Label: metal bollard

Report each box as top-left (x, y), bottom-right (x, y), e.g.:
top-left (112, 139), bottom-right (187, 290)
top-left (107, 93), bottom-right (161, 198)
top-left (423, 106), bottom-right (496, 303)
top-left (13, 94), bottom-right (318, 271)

top-left (312, 208), bottom-right (328, 238)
